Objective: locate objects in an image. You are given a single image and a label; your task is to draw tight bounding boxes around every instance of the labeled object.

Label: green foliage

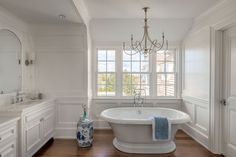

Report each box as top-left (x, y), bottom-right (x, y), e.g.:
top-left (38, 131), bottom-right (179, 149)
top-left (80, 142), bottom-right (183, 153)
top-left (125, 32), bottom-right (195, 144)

top-left (123, 73), bottom-right (140, 96)
top-left (97, 73), bottom-right (115, 93)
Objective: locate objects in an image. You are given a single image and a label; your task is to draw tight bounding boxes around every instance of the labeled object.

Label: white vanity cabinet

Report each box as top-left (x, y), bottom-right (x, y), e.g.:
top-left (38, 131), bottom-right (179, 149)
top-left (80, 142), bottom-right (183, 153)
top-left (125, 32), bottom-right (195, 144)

top-left (0, 117), bottom-right (19, 157)
top-left (0, 100), bottom-right (55, 157)
top-left (21, 100), bottom-right (55, 157)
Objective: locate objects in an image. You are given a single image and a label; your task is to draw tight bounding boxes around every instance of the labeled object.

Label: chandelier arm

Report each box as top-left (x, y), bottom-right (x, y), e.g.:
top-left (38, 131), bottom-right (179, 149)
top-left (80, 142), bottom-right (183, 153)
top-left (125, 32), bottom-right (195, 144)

top-left (150, 40), bottom-right (161, 50)
top-left (123, 42), bottom-right (139, 55)
top-left (123, 7), bottom-right (168, 56)
top-left (131, 35), bottom-right (141, 51)
top-left (131, 41), bottom-right (141, 51)
top-left (139, 29), bottom-right (146, 51)
top-left (136, 41), bottom-right (143, 53)
top-left (130, 27), bottom-right (146, 51)
top-left (124, 49), bottom-right (139, 55)
top-left (152, 37), bottom-right (165, 51)
top-left (148, 42), bottom-right (156, 54)
top-left (147, 34), bottom-right (163, 51)
top-left (164, 40), bottom-right (169, 52)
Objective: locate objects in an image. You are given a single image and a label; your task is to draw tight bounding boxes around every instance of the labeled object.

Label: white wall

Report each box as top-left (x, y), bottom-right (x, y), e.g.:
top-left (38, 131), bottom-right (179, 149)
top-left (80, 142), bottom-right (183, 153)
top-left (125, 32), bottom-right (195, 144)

top-left (181, 0), bottom-right (236, 153)
top-left (31, 24), bottom-right (88, 138)
top-left (182, 27), bottom-right (211, 148)
top-left (0, 6), bottom-right (35, 106)
top-left (183, 28), bottom-right (210, 100)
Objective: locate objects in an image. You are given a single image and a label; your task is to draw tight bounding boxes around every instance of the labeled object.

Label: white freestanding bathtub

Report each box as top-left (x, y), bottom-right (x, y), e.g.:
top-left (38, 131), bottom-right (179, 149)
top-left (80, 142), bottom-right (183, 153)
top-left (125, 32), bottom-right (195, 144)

top-left (100, 107), bottom-right (190, 154)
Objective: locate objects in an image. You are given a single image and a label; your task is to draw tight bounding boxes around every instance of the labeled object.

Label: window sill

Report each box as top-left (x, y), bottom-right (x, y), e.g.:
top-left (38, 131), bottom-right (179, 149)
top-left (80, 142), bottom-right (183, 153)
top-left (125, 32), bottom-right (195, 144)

top-left (92, 96), bottom-right (182, 101)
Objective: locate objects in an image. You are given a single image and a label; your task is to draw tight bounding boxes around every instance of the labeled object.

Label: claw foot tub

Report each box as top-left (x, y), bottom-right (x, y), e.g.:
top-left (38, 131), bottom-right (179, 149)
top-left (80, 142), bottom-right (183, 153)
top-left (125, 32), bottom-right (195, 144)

top-left (100, 107), bottom-right (190, 154)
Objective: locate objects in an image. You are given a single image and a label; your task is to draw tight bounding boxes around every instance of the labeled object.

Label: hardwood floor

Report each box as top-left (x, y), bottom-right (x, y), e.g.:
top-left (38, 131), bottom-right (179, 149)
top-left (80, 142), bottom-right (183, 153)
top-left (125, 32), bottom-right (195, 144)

top-left (34, 130), bottom-right (221, 157)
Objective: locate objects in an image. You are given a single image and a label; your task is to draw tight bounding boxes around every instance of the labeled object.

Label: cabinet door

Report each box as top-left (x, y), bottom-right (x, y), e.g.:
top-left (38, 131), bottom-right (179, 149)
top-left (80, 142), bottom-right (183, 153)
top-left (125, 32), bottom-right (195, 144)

top-left (0, 142), bottom-right (16, 157)
top-left (25, 119), bottom-right (42, 157)
top-left (42, 113), bottom-right (54, 141)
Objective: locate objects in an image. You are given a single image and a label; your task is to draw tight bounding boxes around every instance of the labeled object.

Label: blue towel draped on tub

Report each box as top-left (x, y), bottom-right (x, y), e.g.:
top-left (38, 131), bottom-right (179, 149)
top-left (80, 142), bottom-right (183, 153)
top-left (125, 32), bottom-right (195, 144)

top-left (152, 116), bottom-right (171, 141)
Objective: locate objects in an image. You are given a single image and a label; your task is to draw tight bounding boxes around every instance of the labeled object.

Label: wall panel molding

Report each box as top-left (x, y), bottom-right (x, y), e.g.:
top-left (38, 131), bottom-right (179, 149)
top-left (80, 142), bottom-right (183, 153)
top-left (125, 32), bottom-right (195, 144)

top-left (182, 98), bottom-right (210, 148)
top-left (55, 97), bottom-right (182, 138)
top-left (181, 123), bottom-right (209, 149)
top-left (55, 96), bottom-right (88, 139)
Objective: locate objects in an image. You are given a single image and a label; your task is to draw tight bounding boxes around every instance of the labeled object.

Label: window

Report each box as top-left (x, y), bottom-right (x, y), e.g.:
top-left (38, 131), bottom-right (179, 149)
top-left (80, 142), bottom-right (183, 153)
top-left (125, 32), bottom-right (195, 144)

top-left (122, 51), bottom-right (149, 96)
top-left (96, 50), bottom-right (116, 96)
top-left (95, 48), bottom-right (178, 98)
top-left (156, 50), bottom-right (176, 97)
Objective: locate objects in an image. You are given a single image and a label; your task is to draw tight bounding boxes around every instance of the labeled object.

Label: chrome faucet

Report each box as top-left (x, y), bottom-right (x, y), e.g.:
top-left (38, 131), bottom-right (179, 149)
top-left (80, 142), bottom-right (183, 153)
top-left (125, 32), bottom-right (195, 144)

top-left (16, 91), bottom-right (20, 103)
top-left (15, 91), bottom-right (25, 103)
top-left (133, 89), bottom-right (146, 108)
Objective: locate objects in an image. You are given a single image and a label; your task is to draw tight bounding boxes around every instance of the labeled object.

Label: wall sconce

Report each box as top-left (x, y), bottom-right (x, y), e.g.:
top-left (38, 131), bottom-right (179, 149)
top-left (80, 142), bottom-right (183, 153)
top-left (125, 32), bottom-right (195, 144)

top-left (25, 52), bottom-right (35, 66)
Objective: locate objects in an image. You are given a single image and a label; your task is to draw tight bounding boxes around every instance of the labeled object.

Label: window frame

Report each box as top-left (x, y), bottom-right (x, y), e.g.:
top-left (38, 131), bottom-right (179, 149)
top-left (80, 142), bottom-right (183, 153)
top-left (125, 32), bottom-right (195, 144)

top-left (95, 48), bottom-right (117, 97)
top-left (93, 45), bottom-right (180, 99)
top-left (121, 50), bottom-right (152, 97)
top-left (155, 49), bottom-right (177, 98)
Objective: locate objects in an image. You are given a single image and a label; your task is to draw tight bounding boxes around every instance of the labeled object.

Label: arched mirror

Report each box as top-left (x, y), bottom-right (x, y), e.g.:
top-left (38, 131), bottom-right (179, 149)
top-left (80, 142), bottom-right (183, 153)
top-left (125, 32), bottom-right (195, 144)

top-left (0, 29), bottom-right (22, 94)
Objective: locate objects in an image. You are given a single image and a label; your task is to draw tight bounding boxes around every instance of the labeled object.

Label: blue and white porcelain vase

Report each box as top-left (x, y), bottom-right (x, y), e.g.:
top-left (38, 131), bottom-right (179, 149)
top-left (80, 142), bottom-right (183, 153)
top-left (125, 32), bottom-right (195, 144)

top-left (76, 104), bottom-right (93, 147)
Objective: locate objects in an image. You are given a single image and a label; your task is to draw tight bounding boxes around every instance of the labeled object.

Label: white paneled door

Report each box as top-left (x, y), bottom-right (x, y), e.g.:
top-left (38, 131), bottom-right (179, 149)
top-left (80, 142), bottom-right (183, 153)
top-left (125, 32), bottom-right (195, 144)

top-left (223, 26), bottom-right (236, 157)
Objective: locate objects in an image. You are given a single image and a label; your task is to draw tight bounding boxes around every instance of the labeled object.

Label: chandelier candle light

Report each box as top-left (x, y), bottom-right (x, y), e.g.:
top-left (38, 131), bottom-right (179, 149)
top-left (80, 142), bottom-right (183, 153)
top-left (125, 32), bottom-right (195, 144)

top-left (123, 7), bottom-right (168, 56)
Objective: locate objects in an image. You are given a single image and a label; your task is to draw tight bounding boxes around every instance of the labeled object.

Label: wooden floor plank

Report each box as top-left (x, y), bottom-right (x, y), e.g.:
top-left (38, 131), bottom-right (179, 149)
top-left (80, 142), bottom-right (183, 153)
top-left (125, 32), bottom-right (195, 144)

top-left (33, 130), bottom-right (221, 157)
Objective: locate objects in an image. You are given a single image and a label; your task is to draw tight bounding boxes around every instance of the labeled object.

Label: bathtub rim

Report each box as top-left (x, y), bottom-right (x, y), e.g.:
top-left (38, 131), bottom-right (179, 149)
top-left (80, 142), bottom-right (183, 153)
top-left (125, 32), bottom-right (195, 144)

top-left (100, 107), bottom-right (191, 125)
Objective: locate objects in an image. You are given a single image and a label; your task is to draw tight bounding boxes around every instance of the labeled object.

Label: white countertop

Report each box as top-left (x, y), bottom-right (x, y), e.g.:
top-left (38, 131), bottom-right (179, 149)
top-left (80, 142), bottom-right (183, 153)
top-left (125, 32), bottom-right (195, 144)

top-left (0, 116), bottom-right (20, 127)
top-left (0, 99), bottom-right (54, 112)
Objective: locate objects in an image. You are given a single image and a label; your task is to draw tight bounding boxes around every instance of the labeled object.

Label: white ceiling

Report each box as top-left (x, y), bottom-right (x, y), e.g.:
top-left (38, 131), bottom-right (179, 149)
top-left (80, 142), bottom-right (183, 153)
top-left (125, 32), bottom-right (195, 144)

top-left (86, 0), bottom-right (222, 42)
top-left (0, 0), bottom-right (223, 24)
top-left (84, 0), bottom-right (223, 19)
top-left (91, 18), bottom-right (193, 42)
top-left (0, 0), bottom-right (83, 24)
top-left (0, 0), bottom-right (224, 42)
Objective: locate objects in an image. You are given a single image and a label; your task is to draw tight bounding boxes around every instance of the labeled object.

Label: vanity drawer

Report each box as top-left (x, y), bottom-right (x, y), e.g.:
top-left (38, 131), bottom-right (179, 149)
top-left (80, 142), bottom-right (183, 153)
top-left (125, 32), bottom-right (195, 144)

top-left (0, 126), bottom-right (16, 145)
top-left (0, 142), bottom-right (16, 157)
top-left (25, 112), bottom-right (42, 123)
top-left (25, 106), bottom-right (54, 123)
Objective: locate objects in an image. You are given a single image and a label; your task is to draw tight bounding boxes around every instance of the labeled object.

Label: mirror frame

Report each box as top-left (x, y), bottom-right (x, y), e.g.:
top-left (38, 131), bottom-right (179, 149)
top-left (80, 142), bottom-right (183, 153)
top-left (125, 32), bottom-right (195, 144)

top-left (0, 28), bottom-right (23, 95)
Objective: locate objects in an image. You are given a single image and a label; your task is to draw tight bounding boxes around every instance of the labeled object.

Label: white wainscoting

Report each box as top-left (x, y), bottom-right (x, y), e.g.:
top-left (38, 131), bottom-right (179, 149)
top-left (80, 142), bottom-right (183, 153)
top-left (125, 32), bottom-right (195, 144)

top-left (54, 97), bottom-right (182, 138)
top-left (55, 97), bottom-right (88, 139)
top-left (181, 96), bottom-right (210, 149)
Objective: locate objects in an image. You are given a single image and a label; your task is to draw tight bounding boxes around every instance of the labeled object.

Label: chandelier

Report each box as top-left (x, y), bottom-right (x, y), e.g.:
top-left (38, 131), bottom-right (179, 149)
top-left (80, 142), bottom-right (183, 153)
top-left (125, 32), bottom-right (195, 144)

top-left (123, 7), bottom-right (168, 56)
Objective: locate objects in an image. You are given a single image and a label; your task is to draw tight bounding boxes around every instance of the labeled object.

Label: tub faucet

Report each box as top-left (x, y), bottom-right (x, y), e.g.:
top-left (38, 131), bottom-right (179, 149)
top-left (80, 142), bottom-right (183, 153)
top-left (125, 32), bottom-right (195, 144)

top-left (133, 89), bottom-right (145, 108)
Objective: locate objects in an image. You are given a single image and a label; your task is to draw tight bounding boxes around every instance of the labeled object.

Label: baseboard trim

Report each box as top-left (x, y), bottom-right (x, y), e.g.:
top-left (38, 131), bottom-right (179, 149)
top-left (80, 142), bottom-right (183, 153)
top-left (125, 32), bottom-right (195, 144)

top-left (181, 124), bottom-right (209, 150)
top-left (93, 120), bottom-right (111, 129)
top-left (55, 126), bottom-right (112, 139)
top-left (55, 127), bottom-right (77, 139)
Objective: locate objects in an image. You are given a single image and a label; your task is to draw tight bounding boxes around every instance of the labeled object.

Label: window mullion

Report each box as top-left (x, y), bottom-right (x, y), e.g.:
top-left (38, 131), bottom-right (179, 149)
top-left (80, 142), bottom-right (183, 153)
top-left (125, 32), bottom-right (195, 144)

top-left (96, 48), bottom-right (178, 98)
top-left (105, 51), bottom-right (107, 96)
top-left (151, 53), bottom-right (156, 98)
top-left (117, 48), bottom-right (122, 97)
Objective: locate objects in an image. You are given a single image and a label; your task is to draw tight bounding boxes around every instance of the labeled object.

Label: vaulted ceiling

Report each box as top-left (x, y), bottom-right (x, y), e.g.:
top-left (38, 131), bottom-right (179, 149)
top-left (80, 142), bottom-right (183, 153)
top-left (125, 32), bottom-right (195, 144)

top-left (0, 0), bottom-right (224, 41)
top-left (0, 0), bottom-right (83, 23)
top-left (84, 0), bottom-right (222, 19)
top-left (0, 0), bottom-right (223, 23)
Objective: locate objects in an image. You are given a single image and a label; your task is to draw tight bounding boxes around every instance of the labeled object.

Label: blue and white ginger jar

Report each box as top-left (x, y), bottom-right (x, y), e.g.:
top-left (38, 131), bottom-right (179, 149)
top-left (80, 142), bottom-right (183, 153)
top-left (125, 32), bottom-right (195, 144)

top-left (76, 117), bottom-right (93, 147)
